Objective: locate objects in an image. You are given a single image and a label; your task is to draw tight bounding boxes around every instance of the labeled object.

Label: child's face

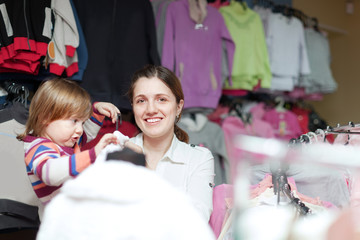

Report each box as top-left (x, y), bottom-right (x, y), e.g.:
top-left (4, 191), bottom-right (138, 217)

top-left (42, 116), bottom-right (87, 147)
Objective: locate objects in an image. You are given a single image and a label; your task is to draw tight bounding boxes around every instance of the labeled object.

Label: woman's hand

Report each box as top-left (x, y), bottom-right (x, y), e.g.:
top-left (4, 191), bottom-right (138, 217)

top-left (94, 133), bottom-right (119, 156)
top-left (93, 102), bottom-right (120, 123)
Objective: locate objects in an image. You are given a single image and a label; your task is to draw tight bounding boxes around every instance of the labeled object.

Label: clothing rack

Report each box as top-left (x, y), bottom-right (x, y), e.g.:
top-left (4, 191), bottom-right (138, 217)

top-left (1, 81), bottom-right (30, 109)
top-left (253, 0), bottom-right (346, 35)
top-left (324, 122), bottom-right (360, 135)
top-left (289, 122), bottom-right (360, 146)
top-left (272, 164), bottom-right (312, 216)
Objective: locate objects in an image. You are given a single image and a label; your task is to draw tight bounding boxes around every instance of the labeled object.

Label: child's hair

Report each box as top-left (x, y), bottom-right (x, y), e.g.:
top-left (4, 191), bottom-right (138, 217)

top-left (17, 78), bottom-right (92, 141)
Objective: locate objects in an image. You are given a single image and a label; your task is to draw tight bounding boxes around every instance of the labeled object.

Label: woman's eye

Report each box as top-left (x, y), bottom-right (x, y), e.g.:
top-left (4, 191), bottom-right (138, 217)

top-left (136, 99), bottom-right (145, 104)
top-left (158, 98), bottom-right (167, 102)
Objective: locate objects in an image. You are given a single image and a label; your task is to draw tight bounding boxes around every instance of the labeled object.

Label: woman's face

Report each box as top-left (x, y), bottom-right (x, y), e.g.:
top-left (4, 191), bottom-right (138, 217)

top-left (132, 76), bottom-right (184, 140)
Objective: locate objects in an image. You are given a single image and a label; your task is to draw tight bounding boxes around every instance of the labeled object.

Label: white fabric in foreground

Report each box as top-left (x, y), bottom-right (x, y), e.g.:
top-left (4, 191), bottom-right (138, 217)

top-left (37, 160), bottom-right (215, 240)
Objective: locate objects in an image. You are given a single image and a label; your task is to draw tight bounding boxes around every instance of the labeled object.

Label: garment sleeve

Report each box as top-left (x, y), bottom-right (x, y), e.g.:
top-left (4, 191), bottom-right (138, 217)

top-left (26, 142), bottom-right (96, 187)
top-left (215, 126), bottom-right (230, 184)
top-left (299, 23), bottom-right (311, 75)
top-left (145, 0), bottom-right (161, 65)
top-left (161, 2), bottom-right (176, 71)
top-left (49, 0), bottom-right (80, 76)
top-left (81, 106), bottom-right (105, 145)
top-left (188, 148), bottom-right (215, 221)
top-left (256, 14), bottom-right (272, 89)
top-left (220, 14), bottom-right (235, 86)
top-left (52, 0), bottom-right (79, 57)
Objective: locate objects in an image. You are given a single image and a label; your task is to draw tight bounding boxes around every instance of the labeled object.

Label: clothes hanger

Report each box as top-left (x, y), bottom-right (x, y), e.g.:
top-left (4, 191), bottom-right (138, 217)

top-left (274, 96), bottom-right (286, 112)
top-left (311, 17), bottom-right (321, 32)
top-left (325, 122), bottom-right (360, 135)
top-left (116, 112), bottom-right (122, 131)
top-left (306, 132), bottom-right (318, 144)
top-left (315, 128), bottom-right (326, 142)
top-left (106, 147), bottom-right (146, 167)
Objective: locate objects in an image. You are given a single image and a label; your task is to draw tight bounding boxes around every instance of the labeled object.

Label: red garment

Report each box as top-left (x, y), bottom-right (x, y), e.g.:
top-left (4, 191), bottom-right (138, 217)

top-left (207, 104), bottom-right (230, 125)
top-left (291, 106), bottom-right (310, 134)
top-left (82, 119), bottom-right (139, 150)
top-left (208, 0), bottom-right (229, 9)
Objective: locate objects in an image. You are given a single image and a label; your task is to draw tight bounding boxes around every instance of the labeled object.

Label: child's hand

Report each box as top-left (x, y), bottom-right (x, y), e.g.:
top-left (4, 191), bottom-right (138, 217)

top-left (95, 133), bottom-right (119, 156)
top-left (93, 102), bottom-right (120, 123)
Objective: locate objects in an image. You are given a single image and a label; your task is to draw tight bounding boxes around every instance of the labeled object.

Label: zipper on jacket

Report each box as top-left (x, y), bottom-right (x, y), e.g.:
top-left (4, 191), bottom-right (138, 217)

top-left (23, 0), bottom-right (31, 50)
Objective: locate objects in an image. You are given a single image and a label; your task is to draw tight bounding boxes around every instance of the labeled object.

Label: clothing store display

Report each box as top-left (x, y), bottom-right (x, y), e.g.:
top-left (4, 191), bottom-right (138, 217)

top-left (301, 28), bottom-right (337, 94)
top-left (151, 0), bottom-right (175, 57)
top-left (36, 161), bottom-right (215, 240)
top-left (0, 103), bottom-right (41, 230)
top-left (253, 5), bottom-right (272, 36)
top-left (220, 1), bottom-right (271, 91)
top-left (266, 12), bottom-right (311, 91)
top-left (0, 1), bottom-right (353, 238)
top-left (73, 0), bottom-right (160, 111)
top-left (263, 108), bottom-right (302, 141)
top-left (222, 115), bottom-right (275, 182)
top-left (162, 0), bottom-right (235, 109)
top-left (130, 133), bottom-right (215, 221)
top-left (47, 0), bottom-right (79, 77)
top-left (178, 112), bottom-right (230, 185)
top-left (250, 163), bottom-right (350, 208)
top-left (69, 0), bottom-right (88, 81)
top-left (0, 0), bottom-right (52, 74)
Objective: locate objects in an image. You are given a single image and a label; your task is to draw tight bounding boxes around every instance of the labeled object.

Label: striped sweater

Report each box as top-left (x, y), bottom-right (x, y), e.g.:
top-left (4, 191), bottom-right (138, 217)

top-left (23, 111), bottom-right (104, 204)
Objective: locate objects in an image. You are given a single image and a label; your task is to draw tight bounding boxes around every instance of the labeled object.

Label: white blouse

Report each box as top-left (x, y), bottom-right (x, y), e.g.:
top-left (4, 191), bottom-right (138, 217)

top-left (130, 133), bottom-right (215, 221)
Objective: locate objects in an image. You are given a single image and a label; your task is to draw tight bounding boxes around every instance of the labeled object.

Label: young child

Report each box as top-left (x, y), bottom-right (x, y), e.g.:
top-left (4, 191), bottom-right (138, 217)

top-left (17, 78), bottom-right (121, 209)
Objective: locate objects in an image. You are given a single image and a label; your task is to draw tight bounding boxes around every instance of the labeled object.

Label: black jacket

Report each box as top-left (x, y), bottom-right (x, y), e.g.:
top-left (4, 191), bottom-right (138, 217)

top-left (73, 0), bottom-right (160, 111)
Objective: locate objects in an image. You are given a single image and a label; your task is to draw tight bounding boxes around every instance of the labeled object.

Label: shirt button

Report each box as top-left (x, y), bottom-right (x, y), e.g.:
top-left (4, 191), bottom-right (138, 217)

top-left (190, 144), bottom-right (195, 147)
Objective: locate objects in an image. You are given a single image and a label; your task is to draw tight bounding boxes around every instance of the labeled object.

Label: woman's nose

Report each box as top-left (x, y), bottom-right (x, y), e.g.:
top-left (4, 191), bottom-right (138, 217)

top-left (146, 101), bottom-right (157, 113)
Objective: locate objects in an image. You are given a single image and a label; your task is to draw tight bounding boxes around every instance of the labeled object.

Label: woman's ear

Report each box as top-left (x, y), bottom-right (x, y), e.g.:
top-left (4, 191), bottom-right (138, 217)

top-left (177, 99), bottom-right (184, 116)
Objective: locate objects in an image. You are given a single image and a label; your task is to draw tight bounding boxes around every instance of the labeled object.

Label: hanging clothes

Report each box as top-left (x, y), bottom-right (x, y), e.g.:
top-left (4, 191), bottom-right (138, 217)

top-left (0, 0), bottom-right (52, 75)
top-left (69, 0), bottom-right (88, 81)
top-left (151, 0), bottom-right (175, 58)
top-left (0, 102), bottom-right (42, 228)
top-left (178, 112), bottom-right (230, 186)
top-left (250, 162), bottom-right (350, 208)
top-left (300, 28), bottom-right (337, 94)
top-left (73, 0), bottom-right (160, 111)
top-left (161, 0), bottom-right (235, 109)
top-left (219, 1), bottom-right (272, 91)
top-left (266, 12), bottom-right (311, 91)
top-left (222, 113), bottom-right (275, 182)
top-left (47, 0), bottom-right (80, 77)
top-left (263, 107), bottom-right (302, 141)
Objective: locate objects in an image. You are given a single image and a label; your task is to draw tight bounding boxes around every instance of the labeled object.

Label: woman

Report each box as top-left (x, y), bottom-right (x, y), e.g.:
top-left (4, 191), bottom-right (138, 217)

top-left (128, 65), bottom-right (215, 221)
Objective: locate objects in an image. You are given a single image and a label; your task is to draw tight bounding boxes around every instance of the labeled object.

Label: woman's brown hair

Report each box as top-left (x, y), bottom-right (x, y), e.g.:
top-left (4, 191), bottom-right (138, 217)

top-left (127, 65), bottom-right (189, 143)
top-left (17, 78), bottom-right (92, 141)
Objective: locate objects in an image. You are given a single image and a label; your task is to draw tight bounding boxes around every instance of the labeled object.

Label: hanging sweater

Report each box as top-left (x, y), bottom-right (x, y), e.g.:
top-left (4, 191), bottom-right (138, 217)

top-left (23, 110), bottom-right (104, 205)
top-left (48, 0), bottom-right (80, 77)
top-left (220, 1), bottom-right (272, 91)
top-left (162, 0), bottom-right (235, 109)
top-left (0, 0), bottom-right (52, 74)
